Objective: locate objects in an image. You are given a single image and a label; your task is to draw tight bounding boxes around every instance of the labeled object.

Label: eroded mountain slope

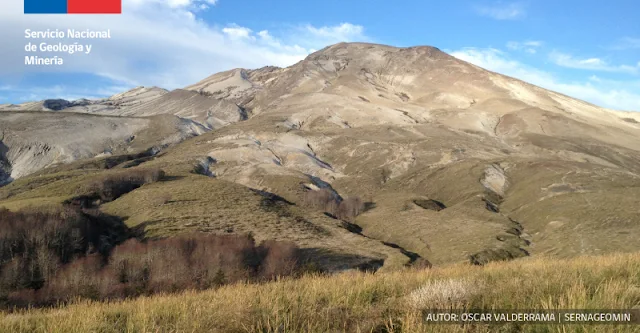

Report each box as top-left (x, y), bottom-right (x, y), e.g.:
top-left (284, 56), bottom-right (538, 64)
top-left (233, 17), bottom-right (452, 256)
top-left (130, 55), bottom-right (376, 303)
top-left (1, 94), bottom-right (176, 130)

top-left (0, 112), bottom-right (205, 184)
top-left (0, 86), bottom-right (168, 113)
top-left (1, 42), bottom-right (639, 270)
top-left (164, 43), bottom-right (640, 265)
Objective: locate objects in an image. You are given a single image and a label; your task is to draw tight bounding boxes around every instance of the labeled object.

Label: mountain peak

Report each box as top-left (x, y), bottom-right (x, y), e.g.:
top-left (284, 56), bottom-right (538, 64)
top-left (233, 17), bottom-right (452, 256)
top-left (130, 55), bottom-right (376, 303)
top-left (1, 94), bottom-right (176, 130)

top-left (306, 42), bottom-right (447, 60)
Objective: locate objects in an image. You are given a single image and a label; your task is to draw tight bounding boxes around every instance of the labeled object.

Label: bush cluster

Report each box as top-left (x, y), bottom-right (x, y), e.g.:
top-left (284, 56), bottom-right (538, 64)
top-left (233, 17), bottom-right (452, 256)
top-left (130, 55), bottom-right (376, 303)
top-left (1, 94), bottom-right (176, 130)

top-left (66, 169), bottom-right (166, 208)
top-left (0, 208), bottom-right (127, 301)
top-left (86, 169), bottom-right (165, 202)
top-left (0, 207), bottom-right (302, 308)
top-left (301, 188), bottom-right (365, 221)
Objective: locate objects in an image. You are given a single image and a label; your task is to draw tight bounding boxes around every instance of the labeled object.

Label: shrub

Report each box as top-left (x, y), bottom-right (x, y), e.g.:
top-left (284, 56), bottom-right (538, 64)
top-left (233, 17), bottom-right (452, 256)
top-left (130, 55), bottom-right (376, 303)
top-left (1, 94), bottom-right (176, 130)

top-left (336, 197), bottom-right (364, 221)
top-left (108, 234), bottom-right (259, 293)
top-left (81, 168), bottom-right (165, 202)
top-left (0, 207), bottom-right (128, 304)
top-left (40, 234), bottom-right (300, 304)
top-left (34, 255), bottom-right (107, 303)
top-left (257, 240), bottom-right (299, 280)
top-left (301, 189), bottom-right (365, 221)
top-left (0, 218), bottom-right (303, 308)
top-left (302, 188), bottom-right (338, 212)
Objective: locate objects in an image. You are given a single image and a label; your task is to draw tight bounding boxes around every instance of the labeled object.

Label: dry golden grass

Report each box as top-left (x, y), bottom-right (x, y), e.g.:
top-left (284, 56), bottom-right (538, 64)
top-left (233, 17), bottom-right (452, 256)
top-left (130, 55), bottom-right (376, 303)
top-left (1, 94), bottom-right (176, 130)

top-left (2, 252), bottom-right (639, 332)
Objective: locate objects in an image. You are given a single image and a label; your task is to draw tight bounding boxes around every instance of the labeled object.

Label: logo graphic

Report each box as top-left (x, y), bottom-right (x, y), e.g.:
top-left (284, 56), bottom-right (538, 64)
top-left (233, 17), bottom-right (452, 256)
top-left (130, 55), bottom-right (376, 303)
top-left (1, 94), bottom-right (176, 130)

top-left (24, 0), bottom-right (121, 14)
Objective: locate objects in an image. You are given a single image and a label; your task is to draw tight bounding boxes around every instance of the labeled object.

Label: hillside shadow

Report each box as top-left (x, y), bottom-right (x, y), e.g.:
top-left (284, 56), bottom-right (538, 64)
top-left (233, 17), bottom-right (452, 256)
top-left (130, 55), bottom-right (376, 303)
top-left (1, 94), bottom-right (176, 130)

top-left (298, 247), bottom-right (385, 273)
top-left (160, 175), bottom-right (185, 182)
top-left (0, 140), bottom-right (11, 187)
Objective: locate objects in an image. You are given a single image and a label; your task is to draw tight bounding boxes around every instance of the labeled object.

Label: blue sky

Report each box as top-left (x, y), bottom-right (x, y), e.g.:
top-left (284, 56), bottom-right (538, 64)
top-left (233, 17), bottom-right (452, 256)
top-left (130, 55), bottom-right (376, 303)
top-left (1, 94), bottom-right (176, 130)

top-left (0, 0), bottom-right (639, 111)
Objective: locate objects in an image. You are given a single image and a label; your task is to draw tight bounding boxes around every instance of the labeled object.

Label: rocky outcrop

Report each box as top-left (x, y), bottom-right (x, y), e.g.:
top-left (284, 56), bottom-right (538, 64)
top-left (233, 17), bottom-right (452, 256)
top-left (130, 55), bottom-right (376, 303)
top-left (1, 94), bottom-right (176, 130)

top-left (480, 163), bottom-right (509, 197)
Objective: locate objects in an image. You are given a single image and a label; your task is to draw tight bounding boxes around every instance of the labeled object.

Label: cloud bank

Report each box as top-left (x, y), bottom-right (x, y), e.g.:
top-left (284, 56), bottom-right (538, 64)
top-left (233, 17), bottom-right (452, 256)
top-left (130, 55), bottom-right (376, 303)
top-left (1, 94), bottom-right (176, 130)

top-left (549, 52), bottom-right (639, 74)
top-left (506, 40), bottom-right (543, 54)
top-left (0, 0), bottom-right (367, 99)
top-left (475, 2), bottom-right (526, 20)
top-left (451, 47), bottom-right (640, 112)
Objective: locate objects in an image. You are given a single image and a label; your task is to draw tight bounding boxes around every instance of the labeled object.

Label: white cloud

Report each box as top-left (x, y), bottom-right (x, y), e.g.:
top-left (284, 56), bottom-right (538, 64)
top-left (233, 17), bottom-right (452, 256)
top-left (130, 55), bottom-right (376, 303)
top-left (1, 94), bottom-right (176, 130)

top-left (450, 47), bottom-right (640, 111)
top-left (524, 41), bottom-right (542, 47)
top-left (475, 2), bottom-right (526, 20)
top-left (549, 52), bottom-right (639, 74)
top-left (304, 23), bottom-right (365, 41)
top-left (255, 30), bottom-right (308, 54)
top-left (222, 24), bottom-right (254, 40)
top-left (0, 0), bottom-right (366, 97)
top-left (507, 40), bottom-right (543, 54)
top-left (588, 75), bottom-right (601, 82)
top-left (280, 23), bottom-right (368, 51)
top-left (611, 37), bottom-right (640, 50)
top-left (258, 23), bottom-right (367, 54)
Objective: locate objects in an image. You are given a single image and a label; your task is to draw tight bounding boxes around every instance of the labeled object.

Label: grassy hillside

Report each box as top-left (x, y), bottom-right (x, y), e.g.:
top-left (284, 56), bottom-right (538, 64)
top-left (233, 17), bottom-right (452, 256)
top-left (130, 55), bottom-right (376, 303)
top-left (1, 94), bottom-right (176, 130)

top-left (2, 252), bottom-right (639, 332)
top-left (0, 156), bottom-right (411, 272)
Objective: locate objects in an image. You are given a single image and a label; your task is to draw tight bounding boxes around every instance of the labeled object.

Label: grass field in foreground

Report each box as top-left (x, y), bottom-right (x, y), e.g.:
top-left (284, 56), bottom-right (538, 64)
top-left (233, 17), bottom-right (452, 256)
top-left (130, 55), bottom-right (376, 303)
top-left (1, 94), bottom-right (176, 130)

top-left (1, 252), bottom-right (639, 332)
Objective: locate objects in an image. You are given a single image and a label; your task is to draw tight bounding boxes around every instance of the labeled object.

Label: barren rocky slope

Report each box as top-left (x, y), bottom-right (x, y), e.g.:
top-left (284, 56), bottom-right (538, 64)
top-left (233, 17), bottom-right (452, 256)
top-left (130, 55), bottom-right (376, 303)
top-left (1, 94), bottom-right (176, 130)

top-left (0, 86), bottom-right (168, 113)
top-left (0, 112), bottom-right (206, 185)
top-left (0, 86), bottom-right (245, 131)
top-left (1, 42), bottom-right (639, 271)
top-left (173, 43), bottom-right (640, 265)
